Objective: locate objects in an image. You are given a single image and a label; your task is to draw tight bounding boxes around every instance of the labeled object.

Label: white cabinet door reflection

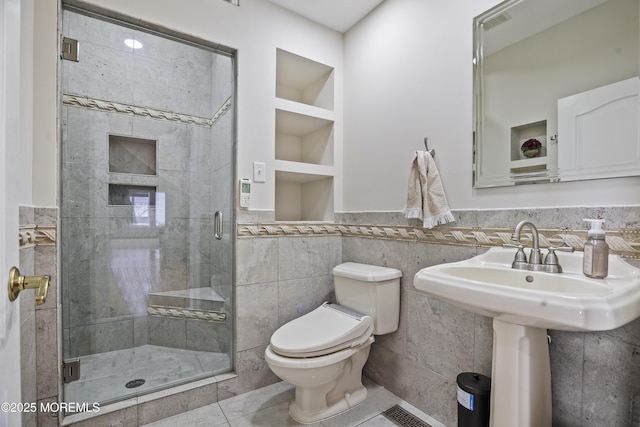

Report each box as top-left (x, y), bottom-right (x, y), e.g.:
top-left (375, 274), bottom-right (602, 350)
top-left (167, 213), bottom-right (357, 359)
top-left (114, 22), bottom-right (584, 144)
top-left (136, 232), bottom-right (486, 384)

top-left (558, 76), bottom-right (639, 181)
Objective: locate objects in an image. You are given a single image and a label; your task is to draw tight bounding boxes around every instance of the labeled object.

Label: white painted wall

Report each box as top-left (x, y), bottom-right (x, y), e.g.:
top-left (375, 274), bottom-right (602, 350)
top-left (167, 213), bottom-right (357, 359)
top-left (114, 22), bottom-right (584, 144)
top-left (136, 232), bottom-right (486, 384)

top-left (19, 0), bottom-right (33, 206)
top-left (33, 0), bottom-right (344, 213)
top-left (31, 0), bottom-right (55, 207)
top-left (32, 0), bottom-right (640, 213)
top-left (343, 0), bottom-right (640, 211)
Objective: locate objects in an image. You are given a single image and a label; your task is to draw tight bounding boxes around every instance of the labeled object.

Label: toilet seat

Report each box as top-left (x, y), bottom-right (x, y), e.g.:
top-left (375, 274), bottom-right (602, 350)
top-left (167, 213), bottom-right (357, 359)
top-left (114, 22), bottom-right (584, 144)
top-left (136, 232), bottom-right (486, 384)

top-left (265, 336), bottom-right (374, 370)
top-left (270, 302), bottom-right (374, 358)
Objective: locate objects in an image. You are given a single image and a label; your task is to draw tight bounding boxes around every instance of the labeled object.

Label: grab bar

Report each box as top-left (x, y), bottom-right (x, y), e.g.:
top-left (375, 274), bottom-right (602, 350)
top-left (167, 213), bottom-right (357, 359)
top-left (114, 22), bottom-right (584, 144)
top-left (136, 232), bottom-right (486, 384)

top-left (214, 211), bottom-right (223, 240)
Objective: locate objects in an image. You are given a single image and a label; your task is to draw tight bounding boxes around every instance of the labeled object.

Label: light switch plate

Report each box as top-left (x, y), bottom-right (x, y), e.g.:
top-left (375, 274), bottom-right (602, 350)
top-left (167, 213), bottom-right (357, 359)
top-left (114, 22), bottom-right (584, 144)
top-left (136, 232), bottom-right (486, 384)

top-left (253, 162), bottom-right (266, 182)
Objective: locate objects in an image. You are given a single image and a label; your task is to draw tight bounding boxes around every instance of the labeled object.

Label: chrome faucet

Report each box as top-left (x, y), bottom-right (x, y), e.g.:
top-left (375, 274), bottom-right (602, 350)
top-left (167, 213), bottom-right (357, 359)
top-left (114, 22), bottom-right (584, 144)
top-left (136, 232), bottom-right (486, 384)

top-left (506, 220), bottom-right (574, 273)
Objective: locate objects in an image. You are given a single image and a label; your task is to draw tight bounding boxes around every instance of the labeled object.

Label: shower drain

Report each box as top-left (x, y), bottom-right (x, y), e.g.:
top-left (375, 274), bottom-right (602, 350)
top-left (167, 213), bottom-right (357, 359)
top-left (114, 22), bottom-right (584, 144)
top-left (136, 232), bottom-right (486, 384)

top-left (382, 405), bottom-right (432, 427)
top-left (125, 379), bottom-right (146, 389)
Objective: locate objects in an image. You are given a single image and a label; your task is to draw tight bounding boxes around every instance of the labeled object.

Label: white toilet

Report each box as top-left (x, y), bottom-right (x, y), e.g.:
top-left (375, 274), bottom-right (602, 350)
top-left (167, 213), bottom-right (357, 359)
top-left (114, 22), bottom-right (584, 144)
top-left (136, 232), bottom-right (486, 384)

top-left (264, 262), bottom-right (402, 424)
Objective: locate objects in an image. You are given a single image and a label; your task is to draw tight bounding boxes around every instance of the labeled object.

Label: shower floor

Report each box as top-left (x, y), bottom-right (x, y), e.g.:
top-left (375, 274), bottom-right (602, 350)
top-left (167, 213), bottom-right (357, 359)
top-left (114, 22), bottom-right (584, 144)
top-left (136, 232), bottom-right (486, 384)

top-left (64, 345), bottom-right (230, 405)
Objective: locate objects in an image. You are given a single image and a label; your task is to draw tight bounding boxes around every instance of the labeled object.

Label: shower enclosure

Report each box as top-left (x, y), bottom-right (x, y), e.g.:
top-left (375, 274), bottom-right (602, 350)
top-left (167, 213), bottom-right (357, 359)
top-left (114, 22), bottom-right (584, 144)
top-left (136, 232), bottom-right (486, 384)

top-left (60, 7), bottom-right (235, 406)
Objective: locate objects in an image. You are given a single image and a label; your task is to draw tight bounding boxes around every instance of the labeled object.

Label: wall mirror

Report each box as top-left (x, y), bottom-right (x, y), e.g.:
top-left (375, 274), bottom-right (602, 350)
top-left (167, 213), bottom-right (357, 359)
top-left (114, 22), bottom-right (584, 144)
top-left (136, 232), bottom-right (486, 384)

top-left (473, 0), bottom-right (639, 188)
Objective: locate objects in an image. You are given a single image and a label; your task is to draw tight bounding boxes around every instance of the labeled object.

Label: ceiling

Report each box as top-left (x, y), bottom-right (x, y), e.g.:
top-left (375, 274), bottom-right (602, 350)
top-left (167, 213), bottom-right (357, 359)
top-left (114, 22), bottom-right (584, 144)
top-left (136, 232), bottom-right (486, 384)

top-left (266, 0), bottom-right (385, 33)
top-left (482, 0), bottom-right (607, 55)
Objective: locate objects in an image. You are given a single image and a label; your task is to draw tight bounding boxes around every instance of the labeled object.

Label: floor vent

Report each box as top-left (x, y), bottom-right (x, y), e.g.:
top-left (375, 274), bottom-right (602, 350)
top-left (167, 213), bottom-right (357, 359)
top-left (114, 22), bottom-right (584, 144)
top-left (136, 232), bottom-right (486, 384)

top-left (125, 379), bottom-right (146, 389)
top-left (382, 405), bottom-right (432, 427)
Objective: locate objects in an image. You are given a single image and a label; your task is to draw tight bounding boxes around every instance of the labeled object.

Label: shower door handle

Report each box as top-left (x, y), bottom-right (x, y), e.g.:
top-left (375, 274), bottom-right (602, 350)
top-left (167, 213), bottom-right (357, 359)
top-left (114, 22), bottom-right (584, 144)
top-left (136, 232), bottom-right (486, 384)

top-left (214, 211), bottom-right (223, 240)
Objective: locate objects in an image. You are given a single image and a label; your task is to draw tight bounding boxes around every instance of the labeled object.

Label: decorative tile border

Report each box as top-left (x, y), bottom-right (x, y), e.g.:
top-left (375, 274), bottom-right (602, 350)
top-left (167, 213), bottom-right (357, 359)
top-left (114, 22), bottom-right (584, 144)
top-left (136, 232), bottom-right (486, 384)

top-left (238, 222), bottom-right (640, 259)
top-left (211, 96), bottom-right (233, 125)
top-left (63, 93), bottom-right (232, 128)
top-left (26, 219), bottom-right (639, 257)
top-left (238, 223), bottom-right (342, 237)
top-left (147, 306), bottom-right (226, 323)
top-left (18, 225), bottom-right (56, 249)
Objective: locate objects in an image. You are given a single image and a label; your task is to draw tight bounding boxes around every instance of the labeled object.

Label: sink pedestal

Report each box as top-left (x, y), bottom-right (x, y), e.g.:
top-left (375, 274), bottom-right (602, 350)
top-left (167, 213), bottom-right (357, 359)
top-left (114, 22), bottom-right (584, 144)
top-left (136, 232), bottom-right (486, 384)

top-left (491, 319), bottom-right (551, 427)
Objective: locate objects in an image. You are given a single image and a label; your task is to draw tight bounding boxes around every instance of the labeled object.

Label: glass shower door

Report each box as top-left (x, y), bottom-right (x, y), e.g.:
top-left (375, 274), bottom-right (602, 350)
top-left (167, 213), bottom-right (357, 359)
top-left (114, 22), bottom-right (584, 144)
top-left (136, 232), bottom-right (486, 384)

top-left (60, 8), bottom-right (235, 406)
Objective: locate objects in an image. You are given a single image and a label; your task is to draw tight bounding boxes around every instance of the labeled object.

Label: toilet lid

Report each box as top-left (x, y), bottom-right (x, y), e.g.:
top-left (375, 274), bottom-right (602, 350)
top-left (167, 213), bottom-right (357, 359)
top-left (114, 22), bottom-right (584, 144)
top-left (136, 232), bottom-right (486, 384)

top-left (270, 303), bottom-right (374, 358)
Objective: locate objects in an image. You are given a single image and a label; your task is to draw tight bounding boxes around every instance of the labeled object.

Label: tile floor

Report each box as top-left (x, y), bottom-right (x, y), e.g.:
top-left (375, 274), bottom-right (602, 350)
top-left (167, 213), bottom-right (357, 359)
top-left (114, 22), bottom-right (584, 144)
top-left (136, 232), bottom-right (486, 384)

top-left (141, 377), bottom-right (446, 427)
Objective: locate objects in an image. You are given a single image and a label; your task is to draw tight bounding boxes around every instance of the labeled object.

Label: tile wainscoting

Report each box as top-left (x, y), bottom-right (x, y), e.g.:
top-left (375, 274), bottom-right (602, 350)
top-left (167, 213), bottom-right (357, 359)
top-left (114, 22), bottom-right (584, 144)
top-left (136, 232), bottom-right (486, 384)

top-left (21, 205), bottom-right (640, 426)
top-left (239, 206), bottom-right (640, 426)
top-left (19, 206), bottom-right (58, 427)
top-left (239, 207), bottom-right (640, 260)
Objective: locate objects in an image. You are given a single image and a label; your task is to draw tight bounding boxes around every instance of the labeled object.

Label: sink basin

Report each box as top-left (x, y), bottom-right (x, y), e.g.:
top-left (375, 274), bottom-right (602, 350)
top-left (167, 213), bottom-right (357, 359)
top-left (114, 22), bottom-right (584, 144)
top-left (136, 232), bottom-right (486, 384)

top-left (414, 246), bottom-right (640, 426)
top-left (441, 265), bottom-right (610, 294)
top-left (413, 247), bottom-right (640, 331)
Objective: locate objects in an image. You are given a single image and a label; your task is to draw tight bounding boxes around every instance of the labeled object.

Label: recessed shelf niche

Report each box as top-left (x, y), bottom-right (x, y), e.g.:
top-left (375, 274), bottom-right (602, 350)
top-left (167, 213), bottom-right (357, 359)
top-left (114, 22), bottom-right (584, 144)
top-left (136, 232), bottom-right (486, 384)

top-left (275, 109), bottom-right (334, 166)
top-left (108, 184), bottom-right (156, 206)
top-left (509, 120), bottom-right (551, 184)
top-left (276, 48), bottom-right (334, 110)
top-left (275, 171), bottom-right (333, 222)
top-left (274, 48), bottom-right (336, 222)
top-left (510, 120), bottom-right (547, 161)
top-left (109, 134), bottom-right (157, 175)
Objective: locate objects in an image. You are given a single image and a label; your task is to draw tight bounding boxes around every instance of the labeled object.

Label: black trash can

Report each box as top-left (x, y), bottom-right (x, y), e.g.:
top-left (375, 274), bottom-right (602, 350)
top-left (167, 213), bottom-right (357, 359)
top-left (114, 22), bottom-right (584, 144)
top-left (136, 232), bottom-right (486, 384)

top-left (456, 372), bottom-right (491, 427)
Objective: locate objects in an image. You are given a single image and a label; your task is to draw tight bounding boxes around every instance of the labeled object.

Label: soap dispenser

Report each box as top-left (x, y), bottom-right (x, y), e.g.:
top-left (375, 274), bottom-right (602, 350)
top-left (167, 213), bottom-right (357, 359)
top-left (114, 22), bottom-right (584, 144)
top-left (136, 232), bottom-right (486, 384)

top-left (583, 218), bottom-right (609, 279)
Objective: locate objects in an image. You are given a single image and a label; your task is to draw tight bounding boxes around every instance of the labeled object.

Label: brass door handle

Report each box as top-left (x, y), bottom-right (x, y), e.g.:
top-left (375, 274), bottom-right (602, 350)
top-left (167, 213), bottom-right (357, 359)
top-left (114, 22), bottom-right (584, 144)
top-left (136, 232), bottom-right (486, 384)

top-left (8, 267), bottom-right (50, 305)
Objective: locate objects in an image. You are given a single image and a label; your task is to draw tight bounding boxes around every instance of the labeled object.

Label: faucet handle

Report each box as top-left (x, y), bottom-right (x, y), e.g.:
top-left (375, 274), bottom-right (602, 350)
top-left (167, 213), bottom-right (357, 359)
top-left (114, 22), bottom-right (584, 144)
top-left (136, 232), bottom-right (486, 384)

top-left (503, 243), bottom-right (528, 269)
top-left (548, 245), bottom-right (575, 253)
top-left (543, 245), bottom-right (575, 273)
top-left (503, 242), bottom-right (523, 249)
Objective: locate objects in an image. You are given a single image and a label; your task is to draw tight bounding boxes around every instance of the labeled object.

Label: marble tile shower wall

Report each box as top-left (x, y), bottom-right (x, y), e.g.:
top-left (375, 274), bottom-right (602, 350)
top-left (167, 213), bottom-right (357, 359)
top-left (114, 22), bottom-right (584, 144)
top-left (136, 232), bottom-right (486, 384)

top-left (61, 9), bottom-right (231, 357)
top-left (62, 9), bottom-right (218, 118)
top-left (60, 107), bottom-right (223, 356)
top-left (338, 207), bottom-right (640, 427)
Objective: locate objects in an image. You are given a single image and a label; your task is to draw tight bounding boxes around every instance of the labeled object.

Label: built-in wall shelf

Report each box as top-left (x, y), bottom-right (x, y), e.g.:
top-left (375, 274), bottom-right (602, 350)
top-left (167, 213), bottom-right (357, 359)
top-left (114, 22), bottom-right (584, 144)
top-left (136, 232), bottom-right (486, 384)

top-left (107, 134), bottom-right (161, 209)
top-left (275, 98), bottom-right (334, 121)
top-left (108, 184), bottom-right (156, 206)
top-left (510, 120), bottom-right (549, 176)
top-left (276, 49), bottom-right (334, 110)
top-left (510, 156), bottom-right (548, 170)
top-left (510, 120), bottom-right (547, 161)
top-left (274, 48), bottom-right (335, 221)
top-left (109, 134), bottom-right (157, 175)
top-left (275, 109), bottom-right (334, 166)
top-left (274, 160), bottom-right (334, 176)
top-left (275, 171), bottom-right (333, 222)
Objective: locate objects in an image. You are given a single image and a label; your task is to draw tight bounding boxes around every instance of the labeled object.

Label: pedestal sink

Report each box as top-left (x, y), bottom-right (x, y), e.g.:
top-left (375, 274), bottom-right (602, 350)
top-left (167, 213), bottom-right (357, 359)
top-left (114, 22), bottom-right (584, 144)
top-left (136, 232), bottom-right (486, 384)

top-left (413, 247), bottom-right (640, 427)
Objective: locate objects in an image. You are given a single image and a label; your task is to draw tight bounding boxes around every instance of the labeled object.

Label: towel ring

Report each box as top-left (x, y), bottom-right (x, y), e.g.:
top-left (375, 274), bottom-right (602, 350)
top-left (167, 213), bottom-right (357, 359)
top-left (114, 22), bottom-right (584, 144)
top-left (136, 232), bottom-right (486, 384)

top-left (424, 137), bottom-right (435, 157)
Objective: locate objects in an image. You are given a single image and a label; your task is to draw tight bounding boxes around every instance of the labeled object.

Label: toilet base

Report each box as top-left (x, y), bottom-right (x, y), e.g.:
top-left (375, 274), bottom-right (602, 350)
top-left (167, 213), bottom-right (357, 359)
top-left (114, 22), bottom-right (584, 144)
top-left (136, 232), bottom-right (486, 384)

top-left (289, 385), bottom-right (367, 424)
top-left (284, 339), bottom-right (373, 424)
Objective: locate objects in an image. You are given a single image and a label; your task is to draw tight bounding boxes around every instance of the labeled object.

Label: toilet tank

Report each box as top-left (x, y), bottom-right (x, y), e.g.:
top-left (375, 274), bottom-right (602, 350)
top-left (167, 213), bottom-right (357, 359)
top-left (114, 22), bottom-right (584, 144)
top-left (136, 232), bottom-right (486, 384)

top-left (332, 262), bottom-right (402, 335)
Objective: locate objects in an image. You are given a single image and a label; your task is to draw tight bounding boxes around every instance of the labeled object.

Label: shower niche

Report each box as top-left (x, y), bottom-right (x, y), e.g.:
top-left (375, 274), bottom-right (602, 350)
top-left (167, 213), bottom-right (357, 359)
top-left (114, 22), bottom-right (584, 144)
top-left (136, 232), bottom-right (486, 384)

top-left (109, 135), bottom-right (157, 175)
top-left (108, 135), bottom-right (158, 214)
